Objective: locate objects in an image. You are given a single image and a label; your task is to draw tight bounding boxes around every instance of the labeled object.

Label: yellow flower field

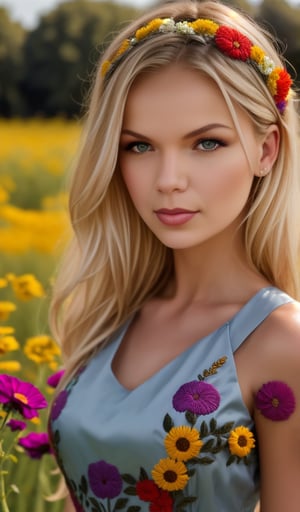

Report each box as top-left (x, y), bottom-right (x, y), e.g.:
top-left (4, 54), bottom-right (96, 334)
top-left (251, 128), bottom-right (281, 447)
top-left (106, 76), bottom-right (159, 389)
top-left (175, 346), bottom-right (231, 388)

top-left (0, 118), bottom-right (81, 512)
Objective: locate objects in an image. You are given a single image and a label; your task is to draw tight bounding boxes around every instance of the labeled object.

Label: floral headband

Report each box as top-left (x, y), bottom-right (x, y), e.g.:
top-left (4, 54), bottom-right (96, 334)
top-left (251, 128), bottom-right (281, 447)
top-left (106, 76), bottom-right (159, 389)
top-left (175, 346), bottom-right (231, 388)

top-left (101, 17), bottom-right (292, 114)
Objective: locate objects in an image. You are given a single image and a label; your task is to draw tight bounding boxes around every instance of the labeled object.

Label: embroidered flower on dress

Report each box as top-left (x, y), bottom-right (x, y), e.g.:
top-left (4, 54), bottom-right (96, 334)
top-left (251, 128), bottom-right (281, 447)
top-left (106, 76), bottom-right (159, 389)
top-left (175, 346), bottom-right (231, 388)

top-left (255, 380), bottom-right (296, 421)
top-left (151, 458), bottom-right (189, 491)
top-left (150, 489), bottom-right (173, 512)
top-left (136, 479), bottom-right (160, 501)
top-left (88, 460), bottom-right (123, 499)
top-left (50, 389), bottom-right (68, 421)
top-left (164, 425), bottom-right (203, 461)
top-left (47, 369), bottom-right (65, 388)
top-left (228, 426), bottom-right (255, 457)
top-left (172, 380), bottom-right (220, 415)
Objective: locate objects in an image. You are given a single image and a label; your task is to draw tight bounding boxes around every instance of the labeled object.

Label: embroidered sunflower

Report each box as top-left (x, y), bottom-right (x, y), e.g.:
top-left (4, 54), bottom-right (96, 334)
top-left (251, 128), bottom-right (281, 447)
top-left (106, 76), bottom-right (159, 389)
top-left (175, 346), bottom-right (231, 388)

top-left (164, 425), bottom-right (203, 461)
top-left (152, 458), bottom-right (189, 491)
top-left (228, 426), bottom-right (255, 457)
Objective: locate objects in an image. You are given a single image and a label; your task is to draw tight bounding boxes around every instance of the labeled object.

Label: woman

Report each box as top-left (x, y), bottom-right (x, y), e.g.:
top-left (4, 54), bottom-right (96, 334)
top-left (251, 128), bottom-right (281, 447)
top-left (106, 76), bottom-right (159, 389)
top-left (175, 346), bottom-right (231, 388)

top-left (49, 1), bottom-right (300, 511)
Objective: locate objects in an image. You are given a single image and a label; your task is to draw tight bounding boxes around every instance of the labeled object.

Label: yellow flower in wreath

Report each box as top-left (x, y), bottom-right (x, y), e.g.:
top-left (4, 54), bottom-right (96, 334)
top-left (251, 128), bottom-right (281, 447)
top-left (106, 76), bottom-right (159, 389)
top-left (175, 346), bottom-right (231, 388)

top-left (152, 457), bottom-right (189, 491)
top-left (164, 425), bottom-right (203, 461)
top-left (228, 425), bottom-right (255, 457)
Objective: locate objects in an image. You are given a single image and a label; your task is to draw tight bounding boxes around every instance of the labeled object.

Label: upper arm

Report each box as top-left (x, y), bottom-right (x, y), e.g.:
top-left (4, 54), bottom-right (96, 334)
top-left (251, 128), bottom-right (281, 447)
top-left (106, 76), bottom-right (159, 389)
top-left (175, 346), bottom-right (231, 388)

top-left (253, 302), bottom-right (300, 512)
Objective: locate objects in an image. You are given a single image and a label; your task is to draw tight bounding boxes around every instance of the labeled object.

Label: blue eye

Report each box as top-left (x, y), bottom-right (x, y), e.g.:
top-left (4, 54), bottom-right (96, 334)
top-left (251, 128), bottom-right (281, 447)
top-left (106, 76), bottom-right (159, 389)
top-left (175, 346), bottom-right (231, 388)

top-left (197, 139), bottom-right (221, 151)
top-left (126, 141), bottom-right (152, 153)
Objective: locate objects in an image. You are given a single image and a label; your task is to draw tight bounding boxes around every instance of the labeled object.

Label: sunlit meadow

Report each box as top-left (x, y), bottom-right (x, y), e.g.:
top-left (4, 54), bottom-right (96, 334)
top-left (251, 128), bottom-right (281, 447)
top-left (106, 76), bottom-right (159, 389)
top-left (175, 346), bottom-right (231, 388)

top-left (0, 118), bottom-right (81, 512)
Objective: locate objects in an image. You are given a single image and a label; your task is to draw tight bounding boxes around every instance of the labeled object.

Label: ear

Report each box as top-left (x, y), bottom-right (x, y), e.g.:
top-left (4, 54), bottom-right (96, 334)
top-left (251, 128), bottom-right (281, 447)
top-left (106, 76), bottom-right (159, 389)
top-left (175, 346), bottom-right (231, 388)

top-left (255, 124), bottom-right (280, 177)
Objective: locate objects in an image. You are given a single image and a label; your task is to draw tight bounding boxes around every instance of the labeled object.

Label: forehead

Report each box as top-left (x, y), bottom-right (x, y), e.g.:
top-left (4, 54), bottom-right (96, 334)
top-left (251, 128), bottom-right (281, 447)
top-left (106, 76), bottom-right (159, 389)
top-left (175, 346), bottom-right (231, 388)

top-left (122, 64), bottom-right (235, 131)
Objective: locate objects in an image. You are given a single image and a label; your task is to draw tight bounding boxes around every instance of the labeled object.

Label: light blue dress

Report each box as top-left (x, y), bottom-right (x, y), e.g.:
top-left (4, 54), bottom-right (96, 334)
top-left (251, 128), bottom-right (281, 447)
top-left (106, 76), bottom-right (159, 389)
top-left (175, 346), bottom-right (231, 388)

top-left (49, 287), bottom-right (292, 512)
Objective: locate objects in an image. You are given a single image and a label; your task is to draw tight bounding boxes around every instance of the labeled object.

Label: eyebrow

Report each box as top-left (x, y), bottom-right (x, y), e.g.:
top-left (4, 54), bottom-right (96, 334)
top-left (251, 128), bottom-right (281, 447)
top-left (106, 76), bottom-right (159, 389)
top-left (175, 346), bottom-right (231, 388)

top-left (121, 123), bottom-right (233, 140)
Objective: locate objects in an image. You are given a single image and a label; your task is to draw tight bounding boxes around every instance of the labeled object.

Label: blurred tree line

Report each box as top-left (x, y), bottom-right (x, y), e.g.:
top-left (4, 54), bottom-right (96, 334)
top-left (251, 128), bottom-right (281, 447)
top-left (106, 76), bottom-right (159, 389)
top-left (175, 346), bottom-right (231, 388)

top-left (0, 0), bottom-right (299, 118)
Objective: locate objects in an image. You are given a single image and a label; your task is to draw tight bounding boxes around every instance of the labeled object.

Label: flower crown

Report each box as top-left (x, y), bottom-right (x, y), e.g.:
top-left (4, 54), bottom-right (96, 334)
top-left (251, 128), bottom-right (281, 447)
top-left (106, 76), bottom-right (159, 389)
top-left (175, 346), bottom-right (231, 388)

top-left (101, 17), bottom-right (292, 114)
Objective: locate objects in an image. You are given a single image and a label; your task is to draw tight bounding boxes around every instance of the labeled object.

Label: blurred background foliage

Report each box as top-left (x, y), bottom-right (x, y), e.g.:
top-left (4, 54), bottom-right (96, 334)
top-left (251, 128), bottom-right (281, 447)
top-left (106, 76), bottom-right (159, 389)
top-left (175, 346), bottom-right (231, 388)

top-left (0, 0), bottom-right (299, 118)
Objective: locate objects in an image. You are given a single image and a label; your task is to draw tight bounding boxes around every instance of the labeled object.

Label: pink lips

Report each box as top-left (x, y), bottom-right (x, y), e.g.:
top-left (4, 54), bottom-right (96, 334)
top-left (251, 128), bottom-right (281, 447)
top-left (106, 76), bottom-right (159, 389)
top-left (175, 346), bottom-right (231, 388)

top-left (154, 208), bottom-right (197, 226)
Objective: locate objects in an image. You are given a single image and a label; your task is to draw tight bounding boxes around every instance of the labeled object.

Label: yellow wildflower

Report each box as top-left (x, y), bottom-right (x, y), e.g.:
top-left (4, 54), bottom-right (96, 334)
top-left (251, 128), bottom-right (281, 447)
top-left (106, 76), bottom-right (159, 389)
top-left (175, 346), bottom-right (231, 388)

top-left (0, 326), bottom-right (15, 335)
top-left (250, 45), bottom-right (265, 65)
top-left (189, 19), bottom-right (219, 36)
top-left (24, 335), bottom-right (61, 365)
top-left (135, 18), bottom-right (163, 41)
top-left (10, 274), bottom-right (45, 301)
top-left (0, 361), bottom-right (21, 372)
top-left (152, 458), bottom-right (189, 491)
top-left (164, 425), bottom-right (203, 461)
top-left (0, 301), bottom-right (16, 321)
top-left (0, 278), bottom-right (7, 288)
top-left (0, 336), bottom-right (19, 354)
top-left (228, 426), bottom-right (255, 458)
top-left (267, 68), bottom-right (281, 96)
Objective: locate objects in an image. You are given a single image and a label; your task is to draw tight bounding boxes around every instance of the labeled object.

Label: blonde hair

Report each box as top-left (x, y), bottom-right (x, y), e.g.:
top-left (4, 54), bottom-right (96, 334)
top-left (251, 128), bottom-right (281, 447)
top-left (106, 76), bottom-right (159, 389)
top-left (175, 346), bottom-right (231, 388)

top-left (50, 0), bottom-right (300, 383)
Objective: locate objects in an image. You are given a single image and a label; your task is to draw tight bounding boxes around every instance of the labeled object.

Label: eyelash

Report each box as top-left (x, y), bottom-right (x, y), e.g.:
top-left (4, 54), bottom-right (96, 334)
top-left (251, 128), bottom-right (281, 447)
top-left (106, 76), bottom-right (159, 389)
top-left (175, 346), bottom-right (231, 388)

top-left (123, 138), bottom-right (227, 153)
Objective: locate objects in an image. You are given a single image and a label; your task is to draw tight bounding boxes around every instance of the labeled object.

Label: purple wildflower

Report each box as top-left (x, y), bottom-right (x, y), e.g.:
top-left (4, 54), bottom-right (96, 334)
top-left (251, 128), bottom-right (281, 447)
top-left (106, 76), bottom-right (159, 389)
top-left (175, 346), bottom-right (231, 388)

top-left (255, 380), bottom-right (296, 421)
top-left (47, 369), bottom-right (65, 388)
top-left (6, 419), bottom-right (27, 432)
top-left (50, 389), bottom-right (68, 421)
top-left (88, 460), bottom-right (122, 499)
top-left (172, 380), bottom-right (220, 415)
top-left (0, 374), bottom-right (47, 419)
top-left (18, 432), bottom-right (53, 459)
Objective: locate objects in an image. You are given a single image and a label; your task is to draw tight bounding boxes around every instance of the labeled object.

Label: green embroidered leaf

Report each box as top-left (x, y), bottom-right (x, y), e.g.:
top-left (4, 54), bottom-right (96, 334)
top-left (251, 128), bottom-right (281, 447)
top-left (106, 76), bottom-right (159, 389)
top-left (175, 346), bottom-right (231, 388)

top-left (198, 456), bottom-right (214, 465)
top-left (123, 486), bottom-right (137, 496)
top-left (214, 421), bottom-right (235, 435)
top-left (200, 421), bottom-right (209, 437)
top-left (113, 498), bottom-right (129, 510)
top-left (139, 467), bottom-right (148, 481)
top-left (177, 496), bottom-right (198, 505)
top-left (226, 454), bottom-right (236, 466)
top-left (69, 479), bottom-right (77, 492)
top-left (127, 507), bottom-right (141, 512)
top-left (201, 439), bottom-right (215, 452)
top-left (122, 474), bottom-right (137, 485)
top-left (54, 429), bottom-right (60, 445)
top-left (187, 468), bottom-right (196, 477)
top-left (185, 411), bottom-right (198, 425)
top-left (79, 475), bottom-right (88, 495)
top-left (209, 418), bottom-right (217, 433)
top-left (163, 413), bottom-right (174, 432)
top-left (89, 497), bottom-right (105, 512)
top-left (211, 437), bottom-right (226, 454)
top-left (197, 373), bottom-right (205, 381)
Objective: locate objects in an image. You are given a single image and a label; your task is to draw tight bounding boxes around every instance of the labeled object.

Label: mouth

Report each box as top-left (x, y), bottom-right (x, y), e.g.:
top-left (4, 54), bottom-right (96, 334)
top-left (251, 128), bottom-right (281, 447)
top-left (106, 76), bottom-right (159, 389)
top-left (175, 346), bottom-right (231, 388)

top-left (154, 208), bottom-right (198, 226)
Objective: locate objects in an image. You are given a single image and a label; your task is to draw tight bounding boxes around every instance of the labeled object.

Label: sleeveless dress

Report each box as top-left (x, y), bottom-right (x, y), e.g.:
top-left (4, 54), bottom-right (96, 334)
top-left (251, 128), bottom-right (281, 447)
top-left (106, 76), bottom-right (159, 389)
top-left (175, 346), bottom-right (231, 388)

top-left (49, 286), bottom-right (293, 512)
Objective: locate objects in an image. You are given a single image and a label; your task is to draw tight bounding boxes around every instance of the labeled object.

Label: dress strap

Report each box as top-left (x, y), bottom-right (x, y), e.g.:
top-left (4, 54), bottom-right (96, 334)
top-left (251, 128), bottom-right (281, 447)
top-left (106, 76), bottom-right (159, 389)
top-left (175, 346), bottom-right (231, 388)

top-left (229, 287), bottom-right (293, 353)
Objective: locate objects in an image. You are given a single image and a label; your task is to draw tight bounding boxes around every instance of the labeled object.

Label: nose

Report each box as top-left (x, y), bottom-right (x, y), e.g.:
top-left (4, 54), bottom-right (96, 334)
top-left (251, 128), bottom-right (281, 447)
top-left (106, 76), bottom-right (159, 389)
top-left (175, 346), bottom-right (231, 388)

top-left (156, 150), bottom-right (188, 193)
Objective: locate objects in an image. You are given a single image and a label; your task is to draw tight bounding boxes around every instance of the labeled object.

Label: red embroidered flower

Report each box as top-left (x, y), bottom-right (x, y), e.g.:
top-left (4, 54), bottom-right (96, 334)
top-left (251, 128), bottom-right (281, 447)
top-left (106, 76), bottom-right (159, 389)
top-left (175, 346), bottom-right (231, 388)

top-left (215, 26), bottom-right (252, 61)
top-left (274, 69), bottom-right (292, 104)
top-left (255, 380), bottom-right (296, 421)
top-left (136, 479), bottom-right (160, 501)
top-left (150, 489), bottom-right (173, 512)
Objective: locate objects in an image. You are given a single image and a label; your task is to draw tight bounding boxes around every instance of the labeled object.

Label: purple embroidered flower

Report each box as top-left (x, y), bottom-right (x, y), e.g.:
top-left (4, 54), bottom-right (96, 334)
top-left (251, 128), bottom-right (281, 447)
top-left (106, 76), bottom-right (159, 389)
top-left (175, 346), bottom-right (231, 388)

top-left (255, 380), bottom-right (296, 421)
top-left (18, 432), bottom-right (53, 459)
top-left (50, 389), bottom-right (68, 421)
top-left (0, 374), bottom-right (47, 419)
top-left (172, 380), bottom-right (220, 415)
top-left (88, 460), bottom-right (122, 499)
top-left (6, 419), bottom-right (27, 432)
top-left (47, 369), bottom-right (65, 388)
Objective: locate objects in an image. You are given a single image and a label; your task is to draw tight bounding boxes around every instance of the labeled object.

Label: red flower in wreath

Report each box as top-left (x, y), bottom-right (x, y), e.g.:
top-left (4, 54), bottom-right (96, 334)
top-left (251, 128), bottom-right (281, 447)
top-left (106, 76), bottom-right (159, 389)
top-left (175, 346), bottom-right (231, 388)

top-left (274, 69), bottom-right (292, 104)
top-left (215, 26), bottom-right (252, 61)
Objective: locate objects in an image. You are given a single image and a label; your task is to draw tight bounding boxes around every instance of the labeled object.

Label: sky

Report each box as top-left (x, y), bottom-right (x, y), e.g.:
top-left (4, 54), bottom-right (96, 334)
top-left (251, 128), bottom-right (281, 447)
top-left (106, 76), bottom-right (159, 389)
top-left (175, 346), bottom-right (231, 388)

top-left (0, 0), bottom-right (299, 28)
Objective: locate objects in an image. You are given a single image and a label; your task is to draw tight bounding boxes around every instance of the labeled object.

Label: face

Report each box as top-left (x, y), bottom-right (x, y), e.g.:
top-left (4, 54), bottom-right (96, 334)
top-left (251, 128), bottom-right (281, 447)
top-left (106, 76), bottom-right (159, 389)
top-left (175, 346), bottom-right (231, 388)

top-left (119, 64), bottom-right (264, 251)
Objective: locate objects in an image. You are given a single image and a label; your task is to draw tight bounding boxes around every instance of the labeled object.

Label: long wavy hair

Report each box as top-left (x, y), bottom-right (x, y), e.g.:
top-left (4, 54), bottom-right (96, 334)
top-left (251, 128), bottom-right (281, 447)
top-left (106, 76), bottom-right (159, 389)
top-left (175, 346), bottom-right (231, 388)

top-left (50, 0), bottom-right (300, 384)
